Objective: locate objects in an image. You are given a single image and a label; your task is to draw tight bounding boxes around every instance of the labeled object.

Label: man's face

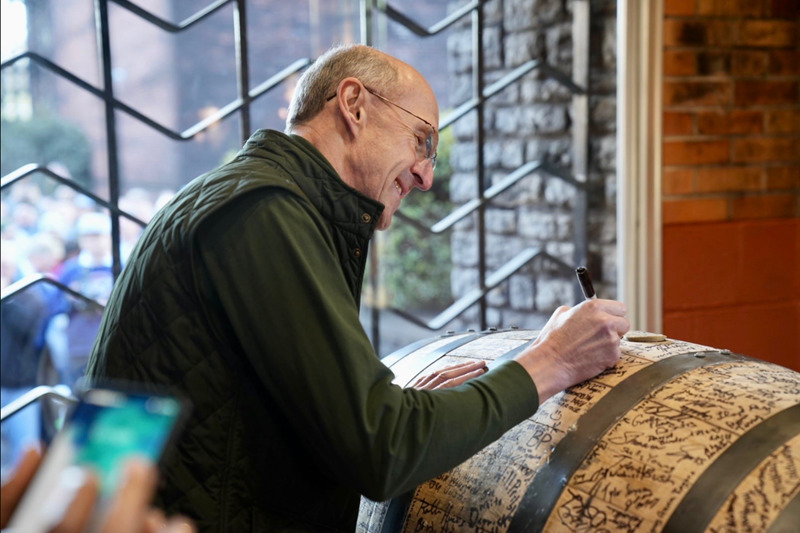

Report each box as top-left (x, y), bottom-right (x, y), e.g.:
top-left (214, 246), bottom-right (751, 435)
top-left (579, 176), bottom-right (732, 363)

top-left (357, 84), bottom-right (439, 230)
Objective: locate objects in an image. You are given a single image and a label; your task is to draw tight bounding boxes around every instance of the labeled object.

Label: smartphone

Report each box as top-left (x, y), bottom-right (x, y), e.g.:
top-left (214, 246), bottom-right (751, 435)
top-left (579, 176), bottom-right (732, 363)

top-left (7, 386), bottom-right (188, 533)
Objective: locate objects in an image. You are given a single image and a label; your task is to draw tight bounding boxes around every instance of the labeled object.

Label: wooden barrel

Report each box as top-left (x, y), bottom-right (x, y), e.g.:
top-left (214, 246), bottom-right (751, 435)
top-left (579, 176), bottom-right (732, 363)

top-left (357, 329), bottom-right (800, 533)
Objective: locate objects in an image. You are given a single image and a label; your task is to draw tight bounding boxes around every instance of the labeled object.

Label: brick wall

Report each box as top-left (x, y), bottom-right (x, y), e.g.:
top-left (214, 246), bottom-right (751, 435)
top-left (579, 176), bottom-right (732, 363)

top-left (661, 0), bottom-right (800, 370)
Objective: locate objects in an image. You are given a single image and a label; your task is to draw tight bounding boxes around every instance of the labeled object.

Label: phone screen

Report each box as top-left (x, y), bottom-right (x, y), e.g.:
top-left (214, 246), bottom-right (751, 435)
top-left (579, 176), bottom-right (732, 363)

top-left (8, 387), bottom-right (186, 533)
top-left (68, 389), bottom-right (182, 497)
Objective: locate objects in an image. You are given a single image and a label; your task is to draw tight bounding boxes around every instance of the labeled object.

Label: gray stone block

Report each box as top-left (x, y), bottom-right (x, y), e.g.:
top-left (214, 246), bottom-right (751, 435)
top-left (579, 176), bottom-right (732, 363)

top-left (535, 277), bottom-right (573, 310)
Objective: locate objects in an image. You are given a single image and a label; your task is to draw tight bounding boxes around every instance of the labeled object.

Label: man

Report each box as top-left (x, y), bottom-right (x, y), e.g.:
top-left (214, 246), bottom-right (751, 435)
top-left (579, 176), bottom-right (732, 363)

top-left (87, 44), bottom-right (629, 531)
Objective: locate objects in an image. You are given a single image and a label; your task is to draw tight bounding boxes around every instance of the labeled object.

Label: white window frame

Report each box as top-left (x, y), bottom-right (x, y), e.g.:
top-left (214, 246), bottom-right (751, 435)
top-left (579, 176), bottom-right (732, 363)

top-left (617, 0), bottom-right (664, 332)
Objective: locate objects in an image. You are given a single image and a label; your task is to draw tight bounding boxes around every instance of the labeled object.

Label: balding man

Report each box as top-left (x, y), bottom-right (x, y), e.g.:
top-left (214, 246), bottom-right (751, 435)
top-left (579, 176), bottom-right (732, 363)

top-left (87, 44), bottom-right (629, 531)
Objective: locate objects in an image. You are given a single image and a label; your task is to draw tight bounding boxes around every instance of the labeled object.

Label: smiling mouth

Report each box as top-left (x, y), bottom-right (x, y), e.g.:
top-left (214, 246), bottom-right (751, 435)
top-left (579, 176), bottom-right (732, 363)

top-left (394, 179), bottom-right (403, 196)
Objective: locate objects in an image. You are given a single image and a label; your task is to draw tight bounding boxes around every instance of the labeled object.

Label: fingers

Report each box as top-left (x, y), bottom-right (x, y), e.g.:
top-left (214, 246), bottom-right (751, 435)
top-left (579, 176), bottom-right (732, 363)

top-left (50, 468), bottom-right (100, 533)
top-left (412, 360), bottom-right (487, 390)
top-left (101, 459), bottom-right (159, 533)
top-left (575, 298), bottom-right (630, 336)
top-left (143, 509), bottom-right (196, 533)
top-left (412, 360), bottom-right (482, 388)
top-left (515, 297), bottom-right (632, 403)
top-left (1, 446), bottom-right (43, 527)
top-left (160, 517), bottom-right (197, 533)
top-left (428, 368), bottom-right (487, 390)
top-left (143, 508), bottom-right (167, 533)
top-left (577, 297), bottom-right (628, 317)
top-left (1, 451), bottom-right (194, 533)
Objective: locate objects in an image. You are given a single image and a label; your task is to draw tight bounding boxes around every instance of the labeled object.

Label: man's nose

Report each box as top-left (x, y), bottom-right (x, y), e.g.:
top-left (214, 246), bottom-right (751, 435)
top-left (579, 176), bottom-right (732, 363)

top-left (410, 159), bottom-right (434, 191)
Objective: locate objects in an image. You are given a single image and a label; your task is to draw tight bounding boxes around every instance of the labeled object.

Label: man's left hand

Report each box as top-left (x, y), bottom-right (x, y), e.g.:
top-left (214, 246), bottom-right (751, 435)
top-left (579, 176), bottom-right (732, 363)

top-left (412, 360), bottom-right (487, 390)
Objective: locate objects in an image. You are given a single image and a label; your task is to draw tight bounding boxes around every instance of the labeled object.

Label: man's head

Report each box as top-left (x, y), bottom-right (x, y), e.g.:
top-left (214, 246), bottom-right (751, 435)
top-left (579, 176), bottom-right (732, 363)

top-left (287, 44), bottom-right (439, 230)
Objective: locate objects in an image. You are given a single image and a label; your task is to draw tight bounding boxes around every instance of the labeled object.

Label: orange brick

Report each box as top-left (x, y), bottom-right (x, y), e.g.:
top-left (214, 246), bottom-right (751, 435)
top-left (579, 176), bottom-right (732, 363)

top-left (664, 80), bottom-right (732, 106)
top-left (766, 110), bottom-right (800, 134)
top-left (663, 220), bottom-right (800, 352)
top-left (695, 51), bottom-right (732, 75)
top-left (739, 20), bottom-right (798, 47)
top-left (664, 0), bottom-right (696, 16)
top-left (697, 110), bottom-right (763, 135)
top-left (664, 303), bottom-right (800, 370)
top-left (663, 223), bottom-right (739, 309)
top-left (734, 81), bottom-right (798, 106)
top-left (733, 138), bottom-right (800, 163)
top-left (664, 111), bottom-right (694, 136)
top-left (663, 139), bottom-right (731, 165)
top-left (731, 194), bottom-right (796, 219)
top-left (663, 168), bottom-right (695, 195)
top-left (769, 50), bottom-right (800, 75)
top-left (664, 50), bottom-right (697, 76)
top-left (732, 51), bottom-right (769, 76)
top-left (663, 197), bottom-right (729, 224)
top-left (739, 219), bottom-right (800, 303)
top-left (765, 165), bottom-right (800, 189)
top-left (695, 166), bottom-right (763, 193)
top-left (699, 0), bottom-right (766, 17)
top-left (664, 20), bottom-right (738, 47)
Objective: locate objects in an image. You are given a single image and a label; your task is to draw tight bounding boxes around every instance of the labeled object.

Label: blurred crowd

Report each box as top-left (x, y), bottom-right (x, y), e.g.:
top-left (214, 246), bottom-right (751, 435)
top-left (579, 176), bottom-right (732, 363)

top-left (1, 177), bottom-right (174, 475)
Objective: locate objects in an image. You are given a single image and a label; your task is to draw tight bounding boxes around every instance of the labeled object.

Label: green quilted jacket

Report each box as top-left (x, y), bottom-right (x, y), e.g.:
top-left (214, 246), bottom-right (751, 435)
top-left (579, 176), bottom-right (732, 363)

top-left (86, 130), bottom-right (538, 532)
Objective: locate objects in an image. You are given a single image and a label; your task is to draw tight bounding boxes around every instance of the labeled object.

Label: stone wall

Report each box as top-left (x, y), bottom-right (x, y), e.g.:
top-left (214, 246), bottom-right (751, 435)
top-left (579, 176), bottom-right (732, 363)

top-left (445, 0), bottom-right (617, 330)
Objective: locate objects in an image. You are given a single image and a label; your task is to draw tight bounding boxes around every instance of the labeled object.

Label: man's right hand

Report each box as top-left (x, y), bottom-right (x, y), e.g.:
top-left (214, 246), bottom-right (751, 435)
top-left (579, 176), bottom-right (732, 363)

top-left (514, 298), bottom-right (630, 403)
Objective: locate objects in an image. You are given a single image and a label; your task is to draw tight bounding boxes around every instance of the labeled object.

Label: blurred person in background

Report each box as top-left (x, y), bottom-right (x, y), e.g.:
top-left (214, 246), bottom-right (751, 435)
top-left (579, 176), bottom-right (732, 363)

top-left (8, 201), bottom-right (40, 243)
top-left (53, 212), bottom-right (114, 388)
top-left (21, 233), bottom-right (66, 278)
top-left (0, 241), bottom-right (52, 476)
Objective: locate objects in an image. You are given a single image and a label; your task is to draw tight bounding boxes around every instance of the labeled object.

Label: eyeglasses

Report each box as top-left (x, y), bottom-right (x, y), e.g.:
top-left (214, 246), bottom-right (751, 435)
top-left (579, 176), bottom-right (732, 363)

top-left (327, 86), bottom-right (437, 169)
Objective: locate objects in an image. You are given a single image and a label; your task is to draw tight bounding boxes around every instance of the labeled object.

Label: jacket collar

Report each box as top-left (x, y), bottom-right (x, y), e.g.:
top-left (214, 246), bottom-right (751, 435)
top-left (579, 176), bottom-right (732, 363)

top-left (240, 130), bottom-right (384, 242)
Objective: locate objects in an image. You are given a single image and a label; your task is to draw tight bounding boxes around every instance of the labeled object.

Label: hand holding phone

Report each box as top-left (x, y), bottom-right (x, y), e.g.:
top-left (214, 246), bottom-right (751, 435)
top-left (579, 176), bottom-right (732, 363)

top-left (4, 387), bottom-right (191, 533)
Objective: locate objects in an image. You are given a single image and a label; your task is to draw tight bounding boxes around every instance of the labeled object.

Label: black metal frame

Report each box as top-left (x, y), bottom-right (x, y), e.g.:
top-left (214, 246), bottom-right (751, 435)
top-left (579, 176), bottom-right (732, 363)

top-left (366, 1), bottom-right (591, 337)
top-left (1, 0), bottom-right (590, 355)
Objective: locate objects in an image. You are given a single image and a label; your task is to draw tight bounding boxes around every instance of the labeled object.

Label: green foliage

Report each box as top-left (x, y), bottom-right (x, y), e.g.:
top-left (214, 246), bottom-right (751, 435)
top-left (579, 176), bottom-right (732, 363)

top-left (0, 116), bottom-right (92, 189)
top-left (382, 127), bottom-right (454, 310)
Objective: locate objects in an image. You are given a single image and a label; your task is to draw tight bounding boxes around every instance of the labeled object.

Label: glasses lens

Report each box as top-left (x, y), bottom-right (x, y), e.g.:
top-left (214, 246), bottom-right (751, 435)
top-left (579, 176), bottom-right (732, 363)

top-left (425, 132), bottom-right (437, 169)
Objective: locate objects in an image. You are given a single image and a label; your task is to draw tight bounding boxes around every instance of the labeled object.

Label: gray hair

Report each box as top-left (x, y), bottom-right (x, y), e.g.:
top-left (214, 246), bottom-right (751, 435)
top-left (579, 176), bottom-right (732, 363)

top-left (285, 44), bottom-right (399, 132)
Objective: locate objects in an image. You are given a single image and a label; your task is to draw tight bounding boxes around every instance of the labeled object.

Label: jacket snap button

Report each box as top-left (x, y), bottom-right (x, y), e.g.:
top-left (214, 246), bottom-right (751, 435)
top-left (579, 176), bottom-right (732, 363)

top-left (361, 213), bottom-right (372, 223)
top-left (354, 248), bottom-right (362, 257)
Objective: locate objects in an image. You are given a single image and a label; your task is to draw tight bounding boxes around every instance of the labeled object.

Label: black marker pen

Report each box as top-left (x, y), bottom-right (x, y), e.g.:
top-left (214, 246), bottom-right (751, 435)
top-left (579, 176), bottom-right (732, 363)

top-left (575, 266), bottom-right (596, 300)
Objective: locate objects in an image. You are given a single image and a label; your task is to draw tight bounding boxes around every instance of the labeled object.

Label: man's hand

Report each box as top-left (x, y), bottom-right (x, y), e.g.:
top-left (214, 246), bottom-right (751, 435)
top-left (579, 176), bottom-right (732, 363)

top-left (412, 360), bottom-right (487, 390)
top-left (514, 298), bottom-right (630, 403)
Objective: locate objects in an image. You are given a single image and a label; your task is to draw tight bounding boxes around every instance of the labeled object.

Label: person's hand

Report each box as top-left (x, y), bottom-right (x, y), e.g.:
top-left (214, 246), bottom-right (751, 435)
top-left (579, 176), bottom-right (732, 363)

top-left (100, 459), bottom-right (195, 533)
top-left (514, 298), bottom-right (630, 403)
top-left (412, 360), bottom-right (488, 390)
top-left (1, 447), bottom-right (43, 528)
top-left (0, 447), bottom-right (196, 533)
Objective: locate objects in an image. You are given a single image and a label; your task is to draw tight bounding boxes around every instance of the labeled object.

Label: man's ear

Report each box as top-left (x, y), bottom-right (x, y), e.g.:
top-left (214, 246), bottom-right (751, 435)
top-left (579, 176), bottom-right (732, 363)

top-left (333, 77), bottom-right (367, 137)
